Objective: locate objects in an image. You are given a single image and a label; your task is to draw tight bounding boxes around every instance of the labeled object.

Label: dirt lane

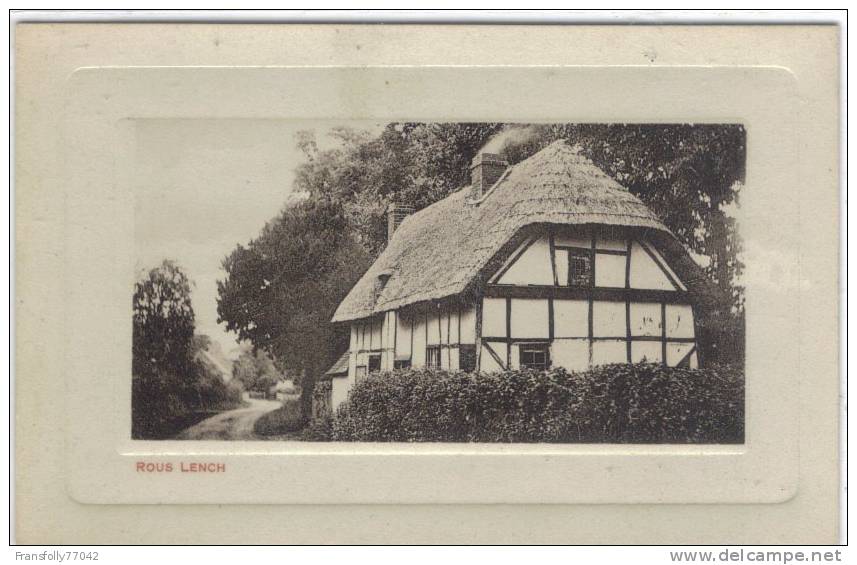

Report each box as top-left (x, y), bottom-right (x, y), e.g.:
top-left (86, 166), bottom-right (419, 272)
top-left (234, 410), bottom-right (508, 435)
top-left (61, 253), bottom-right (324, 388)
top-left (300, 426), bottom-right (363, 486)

top-left (174, 396), bottom-right (283, 440)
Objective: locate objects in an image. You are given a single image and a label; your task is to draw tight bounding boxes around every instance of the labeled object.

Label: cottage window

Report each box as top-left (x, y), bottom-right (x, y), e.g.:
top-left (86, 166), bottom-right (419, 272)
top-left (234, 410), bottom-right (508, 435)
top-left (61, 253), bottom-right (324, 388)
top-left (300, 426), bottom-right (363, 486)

top-left (568, 250), bottom-right (592, 287)
top-left (368, 354), bottom-right (382, 373)
top-left (394, 358), bottom-right (412, 370)
top-left (459, 344), bottom-right (477, 372)
top-left (519, 343), bottom-right (551, 370)
top-left (355, 365), bottom-right (367, 382)
top-left (426, 346), bottom-right (441, 368)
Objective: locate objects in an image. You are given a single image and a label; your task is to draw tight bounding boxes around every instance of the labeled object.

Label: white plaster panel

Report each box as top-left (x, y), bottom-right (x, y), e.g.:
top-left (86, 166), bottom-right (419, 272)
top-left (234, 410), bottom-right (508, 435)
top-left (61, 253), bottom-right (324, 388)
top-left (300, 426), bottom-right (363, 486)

top-left (630, 302), bottom-right (662, 337)
top-left (631, 340), bottom-right (662, 363)
top-left (666, 342), bottom-right (696, 367)
top-left (551, 338), bottom-right (590, 371)
top-left (666, 304), bottom-right (696, 338)
top-left (593, 300), bottom-right (626, 338)
top-left (459, 306), bottom-right (476, 343)
top-left (592, 339), bottom-right (627, 366)
top-left (595, 237), bottom-right (628, 252)
top-left (498, 237), bottom-right (554, 285)
top-left (482, 297), bottom-right (507, 338)
top-left (395, 312), bottom-right (412, 357)
top-left (555, 248), bottom-right (569, 286)
top-left (510, 298), bottom-right (549, 339)
top-left (480, 341), bottom-right (507, 373)
top-left (595, 252), bottom-right (627, 288)
top-left (630, 241), bottom-right (675, 290)
top-left (411, 315), bottom-right (426, 368)
top-left (554, 233), bottom-right (591, 248)
top-left (553, 299), bottom-right (589, 338)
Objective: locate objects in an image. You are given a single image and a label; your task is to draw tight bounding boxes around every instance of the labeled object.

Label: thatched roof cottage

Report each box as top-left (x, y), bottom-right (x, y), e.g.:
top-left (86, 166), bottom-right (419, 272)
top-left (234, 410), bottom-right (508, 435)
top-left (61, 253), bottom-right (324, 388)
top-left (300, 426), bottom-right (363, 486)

top-left (326, 140), bottom-right (712, 410)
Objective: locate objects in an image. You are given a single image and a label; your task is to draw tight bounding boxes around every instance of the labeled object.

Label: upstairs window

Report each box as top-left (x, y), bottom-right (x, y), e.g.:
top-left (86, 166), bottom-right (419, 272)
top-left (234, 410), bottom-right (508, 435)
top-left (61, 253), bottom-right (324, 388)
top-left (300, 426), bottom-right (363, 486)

top-left (568, 250), bottom-right (592, 287)
top-left (426, 346), bottom-right (441, 368)
top-left (519, 343), bottom-right (551, 371)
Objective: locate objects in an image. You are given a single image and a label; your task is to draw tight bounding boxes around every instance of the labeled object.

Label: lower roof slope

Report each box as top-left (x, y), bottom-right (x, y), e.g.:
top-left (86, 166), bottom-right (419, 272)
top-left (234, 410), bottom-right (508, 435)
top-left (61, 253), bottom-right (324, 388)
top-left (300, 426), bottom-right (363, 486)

top-left (332, 140), bottom-right (674, 323)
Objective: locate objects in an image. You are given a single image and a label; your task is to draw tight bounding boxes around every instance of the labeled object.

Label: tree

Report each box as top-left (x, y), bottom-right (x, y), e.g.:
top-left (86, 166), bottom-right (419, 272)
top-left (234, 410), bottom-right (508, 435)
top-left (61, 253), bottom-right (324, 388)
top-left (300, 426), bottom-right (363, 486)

top-left (232, 348), bottom-right (280, 393)
top-left (132, 261), bottom-right (241, 438)
top-left (293, 123), bottom-right (504, 257)
top-left (133, 260), bottom-right (195, 375)
top-left (217, 198), bottom-right (372, 419)
top-left (132, 260), bottom-right (197, 438)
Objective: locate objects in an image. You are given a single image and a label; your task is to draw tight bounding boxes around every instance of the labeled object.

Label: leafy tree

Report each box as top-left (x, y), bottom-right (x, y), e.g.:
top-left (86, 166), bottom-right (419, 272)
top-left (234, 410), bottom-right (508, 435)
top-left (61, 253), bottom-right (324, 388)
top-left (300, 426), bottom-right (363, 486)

top-left (132, 261), bottom-right (197, 438)
top-left (293, 123), bottom-right (503, 256)
top-left (232, 349), bottom-right (280, 393)
top-left (217, 198), bottom-right (372, 418)
top-left (231, 350), bottom-right (258, 391)
top-left (132, 261), bottom-right (239, 438)
top-left (133, 260), bottom-right (195, 376)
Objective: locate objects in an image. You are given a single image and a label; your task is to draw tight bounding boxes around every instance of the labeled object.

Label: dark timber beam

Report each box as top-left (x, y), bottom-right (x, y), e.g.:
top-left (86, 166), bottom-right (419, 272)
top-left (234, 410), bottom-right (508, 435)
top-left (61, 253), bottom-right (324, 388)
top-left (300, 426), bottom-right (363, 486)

top-left (484, 285), bottom-right (691, 305)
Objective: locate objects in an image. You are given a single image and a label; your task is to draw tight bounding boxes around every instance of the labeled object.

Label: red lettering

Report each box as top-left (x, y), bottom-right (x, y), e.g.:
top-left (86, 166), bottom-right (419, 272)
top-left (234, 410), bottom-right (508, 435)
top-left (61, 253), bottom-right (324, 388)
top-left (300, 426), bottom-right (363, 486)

top-left (135, 461), bottom-right (173, 472)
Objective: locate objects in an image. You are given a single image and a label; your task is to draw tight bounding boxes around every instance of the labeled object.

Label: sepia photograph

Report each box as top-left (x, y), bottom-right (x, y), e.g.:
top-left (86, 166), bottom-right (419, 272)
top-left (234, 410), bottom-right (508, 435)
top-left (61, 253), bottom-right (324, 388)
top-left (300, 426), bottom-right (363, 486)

top-left (14, 15), bottom-right (840, 546)
top-left (132, 121), bottom-right (746, 444)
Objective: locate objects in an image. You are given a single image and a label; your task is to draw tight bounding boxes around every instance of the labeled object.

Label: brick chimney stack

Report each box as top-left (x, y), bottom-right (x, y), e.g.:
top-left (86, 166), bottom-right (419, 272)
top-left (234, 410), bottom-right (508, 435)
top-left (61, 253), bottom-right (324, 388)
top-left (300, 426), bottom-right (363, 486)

top-left (387, 203), bottom-right (415, 244)
top-left (469, 153), bottom-right (508, 200)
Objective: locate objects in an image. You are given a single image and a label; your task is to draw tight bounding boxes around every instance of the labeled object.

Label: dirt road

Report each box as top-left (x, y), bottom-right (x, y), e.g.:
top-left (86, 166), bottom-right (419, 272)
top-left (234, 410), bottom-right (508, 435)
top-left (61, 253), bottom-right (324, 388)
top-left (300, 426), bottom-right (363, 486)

top-left (174, 396), bottom-right (283, 440)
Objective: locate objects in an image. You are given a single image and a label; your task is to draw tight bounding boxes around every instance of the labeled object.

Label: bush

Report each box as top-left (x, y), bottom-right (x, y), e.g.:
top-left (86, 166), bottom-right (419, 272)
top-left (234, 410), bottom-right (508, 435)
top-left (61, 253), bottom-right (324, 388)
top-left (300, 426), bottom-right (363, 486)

top-left (300, 414), bottom-right (334, 441)
top-left (253, 398), bottom-right (305, 436)
top-left (303, 363), bottom-right (744, 443)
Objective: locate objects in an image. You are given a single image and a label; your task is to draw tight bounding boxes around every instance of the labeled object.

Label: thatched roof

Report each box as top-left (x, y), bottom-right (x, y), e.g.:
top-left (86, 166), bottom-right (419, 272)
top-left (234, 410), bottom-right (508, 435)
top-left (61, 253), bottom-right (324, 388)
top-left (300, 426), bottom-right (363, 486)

top-left (332, 140), bottom-right (699, 323)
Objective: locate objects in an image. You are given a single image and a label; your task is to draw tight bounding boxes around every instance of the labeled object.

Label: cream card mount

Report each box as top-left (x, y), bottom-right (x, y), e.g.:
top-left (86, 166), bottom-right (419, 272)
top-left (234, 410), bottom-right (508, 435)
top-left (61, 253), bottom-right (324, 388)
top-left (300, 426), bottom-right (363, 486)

top-left (63, 65), bottom-right (799, 505)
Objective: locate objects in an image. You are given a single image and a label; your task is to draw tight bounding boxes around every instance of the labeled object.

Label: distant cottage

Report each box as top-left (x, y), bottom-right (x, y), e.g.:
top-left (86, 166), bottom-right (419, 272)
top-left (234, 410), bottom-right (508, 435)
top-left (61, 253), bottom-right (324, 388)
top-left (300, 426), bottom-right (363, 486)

top-left (327, 141), bottom-right (711, 410)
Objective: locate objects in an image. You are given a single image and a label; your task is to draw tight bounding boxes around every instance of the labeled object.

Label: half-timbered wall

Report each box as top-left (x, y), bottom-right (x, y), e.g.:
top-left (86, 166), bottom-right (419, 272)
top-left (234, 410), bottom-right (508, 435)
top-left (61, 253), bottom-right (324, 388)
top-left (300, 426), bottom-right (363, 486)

top-left (341, 304), bottom-right (479, 406)
top-left (484, 230), bottom-right (699, 371)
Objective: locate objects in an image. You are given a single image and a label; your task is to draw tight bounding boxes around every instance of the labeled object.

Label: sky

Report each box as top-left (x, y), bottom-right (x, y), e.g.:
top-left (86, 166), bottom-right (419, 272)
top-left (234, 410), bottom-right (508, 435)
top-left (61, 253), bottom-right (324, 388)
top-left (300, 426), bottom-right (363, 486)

top-left (134, 119), bottom-right (384, 359)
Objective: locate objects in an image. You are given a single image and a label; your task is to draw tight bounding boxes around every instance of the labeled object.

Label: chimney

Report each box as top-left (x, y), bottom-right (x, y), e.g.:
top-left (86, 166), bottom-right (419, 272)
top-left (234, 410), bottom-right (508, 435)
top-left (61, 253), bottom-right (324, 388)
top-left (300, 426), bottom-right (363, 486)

top-left (387, 203), bottom-right (415, 243)
top-left (469, 152), bottom-right (508, 200)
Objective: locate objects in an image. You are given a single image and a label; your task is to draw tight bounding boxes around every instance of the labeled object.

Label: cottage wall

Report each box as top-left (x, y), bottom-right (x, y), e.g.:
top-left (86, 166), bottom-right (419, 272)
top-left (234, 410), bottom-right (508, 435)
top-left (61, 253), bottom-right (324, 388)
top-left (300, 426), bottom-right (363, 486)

top-left (483, 231), bottom-right (699, 372)
top-left (341, 304), bottom-right (479, 407)
top-left (334, 229), bottom-right (699, 410)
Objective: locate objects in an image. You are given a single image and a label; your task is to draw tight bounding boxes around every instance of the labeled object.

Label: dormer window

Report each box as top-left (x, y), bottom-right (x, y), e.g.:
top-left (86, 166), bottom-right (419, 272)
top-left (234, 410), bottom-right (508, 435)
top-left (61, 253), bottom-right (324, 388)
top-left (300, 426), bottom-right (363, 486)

top-left (373, 270), bottom-right (393, 301)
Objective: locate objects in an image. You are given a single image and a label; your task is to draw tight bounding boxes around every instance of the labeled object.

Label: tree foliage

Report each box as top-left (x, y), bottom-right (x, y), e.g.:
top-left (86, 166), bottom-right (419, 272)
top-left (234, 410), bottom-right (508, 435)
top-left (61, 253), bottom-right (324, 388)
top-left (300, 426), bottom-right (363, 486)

top-left (217, 198), bottom-right (371, 418)
top-left (132, 260), bottom-right (240, 438)
top-left (133, 259), bottom-right (195, 377)
top-left (232, 349), bottom-right (280, 393)
top-left (293, 123), bottom-right (504, 257)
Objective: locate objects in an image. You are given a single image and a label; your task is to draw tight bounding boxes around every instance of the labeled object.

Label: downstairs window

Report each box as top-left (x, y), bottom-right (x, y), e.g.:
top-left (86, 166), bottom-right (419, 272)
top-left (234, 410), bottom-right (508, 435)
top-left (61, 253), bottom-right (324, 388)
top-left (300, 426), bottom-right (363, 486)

top-left (459, 344), bottom-right (477, 372)
top-left (368, 353), bottom-right (382, 373)
top-left (519, 343), bottom-right (551, 370)
top-left (426, 346), bottom-right (441, 368)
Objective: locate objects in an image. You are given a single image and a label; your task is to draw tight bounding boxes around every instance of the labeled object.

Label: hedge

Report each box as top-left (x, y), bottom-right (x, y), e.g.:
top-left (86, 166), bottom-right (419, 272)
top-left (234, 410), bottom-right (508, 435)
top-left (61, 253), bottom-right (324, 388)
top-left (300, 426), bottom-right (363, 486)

top-left (254, 398), bottom-right (305, 436)
top-left (303, 363), bottom-right (744, 443)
